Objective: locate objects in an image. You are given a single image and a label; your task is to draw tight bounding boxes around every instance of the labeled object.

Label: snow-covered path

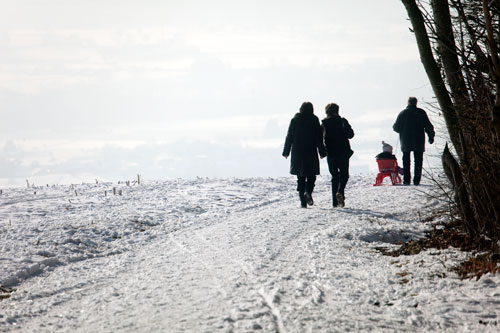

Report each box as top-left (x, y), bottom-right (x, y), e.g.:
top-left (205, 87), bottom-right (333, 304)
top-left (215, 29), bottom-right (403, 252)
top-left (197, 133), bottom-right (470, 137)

top-left (1, 176), bottom-right (499, 332)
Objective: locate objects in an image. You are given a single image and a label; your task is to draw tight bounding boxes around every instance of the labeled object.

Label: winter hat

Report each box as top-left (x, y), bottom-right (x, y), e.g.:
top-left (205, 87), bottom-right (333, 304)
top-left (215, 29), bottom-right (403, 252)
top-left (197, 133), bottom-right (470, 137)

top-left (382, 141), bottom-right (393, 153)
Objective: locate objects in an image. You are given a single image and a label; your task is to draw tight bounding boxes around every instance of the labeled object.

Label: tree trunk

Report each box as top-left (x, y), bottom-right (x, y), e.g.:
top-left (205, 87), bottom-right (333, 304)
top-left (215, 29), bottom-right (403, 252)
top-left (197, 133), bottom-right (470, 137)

top-left (442, 144), bottom-right (475, 236)
top-left (401, 0), bottom-right (463, 158)
top-left (482, 0), bottom-right (500, 140)
top-left (432, 0), bottom-right (469, 104)
top-left (402, 0), bottom-right (500, 241)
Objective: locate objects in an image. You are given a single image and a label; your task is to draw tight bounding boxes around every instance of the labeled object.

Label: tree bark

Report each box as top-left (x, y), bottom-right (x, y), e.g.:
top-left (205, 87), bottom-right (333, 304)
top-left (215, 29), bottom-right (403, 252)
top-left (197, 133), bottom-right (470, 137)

top-left (482, 0), bottom-right (500, 140)
top-left (432, 0), bottom-right (469, 104)
top-left (401, 0), bottom-right (463, 157)
top-left (401, 0), bottom-right (500, 242)
top-left (442, 143), bottom-right (476, 236)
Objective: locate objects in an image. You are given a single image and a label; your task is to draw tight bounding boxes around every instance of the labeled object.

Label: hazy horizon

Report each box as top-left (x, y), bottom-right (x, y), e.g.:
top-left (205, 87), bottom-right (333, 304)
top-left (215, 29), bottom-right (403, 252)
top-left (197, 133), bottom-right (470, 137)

top-left (0, 0), bottom-right (442, 187)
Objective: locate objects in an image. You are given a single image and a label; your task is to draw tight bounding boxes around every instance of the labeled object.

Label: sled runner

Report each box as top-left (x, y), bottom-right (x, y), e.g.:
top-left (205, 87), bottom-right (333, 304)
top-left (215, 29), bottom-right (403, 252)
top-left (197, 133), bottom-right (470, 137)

top-left (373, 159), bottom-right (402, 186)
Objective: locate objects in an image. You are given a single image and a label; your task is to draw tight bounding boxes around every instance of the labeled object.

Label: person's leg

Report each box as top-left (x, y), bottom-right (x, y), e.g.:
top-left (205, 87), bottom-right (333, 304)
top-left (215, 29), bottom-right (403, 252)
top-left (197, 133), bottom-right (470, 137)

top-left (402, 151), bottom-right (411, 185)
top-left (335, 156), bottom-right (349, 207)
top-left (328, 156), bottom-right (339, 206)
top-left (328, 156), bottom-right (348, 207)
top-left (297, 176), bottom-right (307, 207)
top-left (305, 175), bottom-right (316, 195)
top-left (337, 157), bottom-right (350, 195)
top-left (413, 151), bottom-right (424, 185)
top-left (297, 176), bottom-right (306, 192)
top-left (304, 175), bottom-right (316, 206)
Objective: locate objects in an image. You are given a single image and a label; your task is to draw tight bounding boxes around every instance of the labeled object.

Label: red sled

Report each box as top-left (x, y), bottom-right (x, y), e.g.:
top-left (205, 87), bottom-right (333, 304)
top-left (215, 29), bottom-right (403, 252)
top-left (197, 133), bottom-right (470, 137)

top-left (373, 159), bottom-right (402, 186)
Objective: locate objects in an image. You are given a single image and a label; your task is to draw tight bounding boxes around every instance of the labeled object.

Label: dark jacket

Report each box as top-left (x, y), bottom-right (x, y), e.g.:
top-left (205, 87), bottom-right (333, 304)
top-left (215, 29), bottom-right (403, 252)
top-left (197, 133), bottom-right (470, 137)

top-left (282, 112), bottom-right (326, 176)
top-left (321, 114), bottom-right (354, 158)
top-left (375, 152), bottom-right (397, 160)
top-left (393, 106), bottom-right (435, 152)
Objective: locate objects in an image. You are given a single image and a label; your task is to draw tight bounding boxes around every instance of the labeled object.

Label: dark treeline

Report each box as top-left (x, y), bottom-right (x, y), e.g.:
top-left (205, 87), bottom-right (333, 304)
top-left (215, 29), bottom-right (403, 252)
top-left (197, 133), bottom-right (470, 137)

top-left (401, 0), bottom-right (500, 243)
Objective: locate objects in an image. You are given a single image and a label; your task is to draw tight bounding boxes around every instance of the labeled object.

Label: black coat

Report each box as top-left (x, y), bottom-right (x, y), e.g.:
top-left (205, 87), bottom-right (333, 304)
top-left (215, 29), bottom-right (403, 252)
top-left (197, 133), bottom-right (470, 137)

top-left (375, 152), bottom-right (397, 160)
top-left (393, 106), bottom-right (435, 152)
top-left (321, 115), bottom-right (354, 158)
top-left (282, 112), bottom-right (326, 176)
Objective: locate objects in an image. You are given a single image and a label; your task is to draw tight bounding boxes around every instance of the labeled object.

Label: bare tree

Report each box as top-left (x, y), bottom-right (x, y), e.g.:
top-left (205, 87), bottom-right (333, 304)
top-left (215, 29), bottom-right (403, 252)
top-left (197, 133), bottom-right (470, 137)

top-left (401, 0), bottom-right (500, 242)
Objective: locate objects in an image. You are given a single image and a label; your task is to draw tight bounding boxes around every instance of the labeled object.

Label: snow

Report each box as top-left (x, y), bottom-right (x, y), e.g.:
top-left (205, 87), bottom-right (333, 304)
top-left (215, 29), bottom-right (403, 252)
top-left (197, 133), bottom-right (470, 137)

top-left (1, 174), bottom-right (499, 332)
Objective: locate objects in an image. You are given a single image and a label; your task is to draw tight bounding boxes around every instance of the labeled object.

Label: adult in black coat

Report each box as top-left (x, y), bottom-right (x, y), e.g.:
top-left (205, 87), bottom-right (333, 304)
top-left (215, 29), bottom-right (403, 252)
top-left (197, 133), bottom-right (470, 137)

top-left (393, 97), bottom-right (435, 185)
top-left (283, 102), bottom-right (326, 208)
top-left (321, 103), bottom-right (354, 207)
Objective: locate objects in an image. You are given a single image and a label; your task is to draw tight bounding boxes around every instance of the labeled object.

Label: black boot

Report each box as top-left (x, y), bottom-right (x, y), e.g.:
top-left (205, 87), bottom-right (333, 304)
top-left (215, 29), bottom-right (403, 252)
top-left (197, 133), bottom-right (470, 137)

top-left (413, 170), bottom-right (421, 185)
top-left (336, 192), bottom-right (345, 207)
top-left (304, 192), bottom-right (314, 206)
top-left (299, 192), bottom-right (307, 208)
top-left (332, 188), bottom-right (338, 207)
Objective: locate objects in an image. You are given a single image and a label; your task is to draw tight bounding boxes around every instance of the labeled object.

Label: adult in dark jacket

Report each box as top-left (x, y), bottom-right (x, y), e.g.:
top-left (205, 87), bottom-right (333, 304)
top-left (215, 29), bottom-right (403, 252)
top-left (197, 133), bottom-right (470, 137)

top-left (393, 97), bottom-right (435, 185)
top-left (321, 103), bottom-right (354, 207)
top-left (283, 102), bottom-right (327, 208)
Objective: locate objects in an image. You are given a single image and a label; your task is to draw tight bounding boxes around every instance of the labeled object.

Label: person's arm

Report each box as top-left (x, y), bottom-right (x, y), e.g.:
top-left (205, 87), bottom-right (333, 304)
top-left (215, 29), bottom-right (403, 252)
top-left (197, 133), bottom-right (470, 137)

top-left (393, 112), bottom-right (402, 133)
top-left (316, 119), bottom-right (327, 158)
top-left (342, 118), bottom-right (354, 139)
top-left (423, 111), bottom-right (435, 143)
top-left (282, 119), bottom-right (294, 157)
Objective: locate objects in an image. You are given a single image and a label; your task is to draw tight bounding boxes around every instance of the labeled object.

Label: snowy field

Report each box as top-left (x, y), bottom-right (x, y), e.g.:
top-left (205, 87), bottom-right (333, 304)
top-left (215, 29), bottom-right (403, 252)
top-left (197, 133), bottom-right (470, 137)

top-left (1, 174), bottom-right (499, 332)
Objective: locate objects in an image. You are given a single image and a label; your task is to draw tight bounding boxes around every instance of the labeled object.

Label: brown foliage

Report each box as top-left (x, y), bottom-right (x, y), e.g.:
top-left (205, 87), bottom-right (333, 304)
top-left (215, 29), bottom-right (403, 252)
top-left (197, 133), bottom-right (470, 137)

top-left (0, 286), bottom-right (15, 301)
top-left (453, 253), bottom-right (500, 280)
top-left (378, 220), bottom-right (500, 280)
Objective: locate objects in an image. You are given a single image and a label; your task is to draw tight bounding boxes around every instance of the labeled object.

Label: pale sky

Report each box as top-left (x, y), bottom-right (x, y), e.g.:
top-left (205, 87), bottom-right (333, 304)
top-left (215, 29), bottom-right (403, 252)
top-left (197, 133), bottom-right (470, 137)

top-left (0, 0), bottom-right (440, 186)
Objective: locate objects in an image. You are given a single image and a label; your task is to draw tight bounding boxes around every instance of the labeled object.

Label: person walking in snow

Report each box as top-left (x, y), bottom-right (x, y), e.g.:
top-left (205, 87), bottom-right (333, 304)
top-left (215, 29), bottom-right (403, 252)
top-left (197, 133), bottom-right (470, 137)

top-left (283, 102), bottom-right (327, 208)
top-left (321, 103), bottom-right (354, 207)
top-left (393, 97), bottom-right (435, 185)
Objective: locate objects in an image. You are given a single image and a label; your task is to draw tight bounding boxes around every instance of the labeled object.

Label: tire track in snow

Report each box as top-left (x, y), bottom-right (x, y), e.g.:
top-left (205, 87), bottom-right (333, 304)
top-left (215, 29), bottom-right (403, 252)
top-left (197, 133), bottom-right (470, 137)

top-left (258, 286), bottom-right (286, 333)
top-left (235, 198), bottom-right (286, 213)
top-left (0, 195), bottom-right (68, 207)
top-left (186, 191), bottom-right (331, 332)
top-left (193, 230), bottom-right (287, 332)
top-left (167, 232), bottom-right (228, 299)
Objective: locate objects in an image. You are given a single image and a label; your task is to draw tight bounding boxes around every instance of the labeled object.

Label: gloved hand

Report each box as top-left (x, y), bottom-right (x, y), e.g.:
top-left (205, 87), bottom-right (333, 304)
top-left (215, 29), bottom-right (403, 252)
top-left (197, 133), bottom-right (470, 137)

top-left (429, 137), bottom-right (434, 144)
